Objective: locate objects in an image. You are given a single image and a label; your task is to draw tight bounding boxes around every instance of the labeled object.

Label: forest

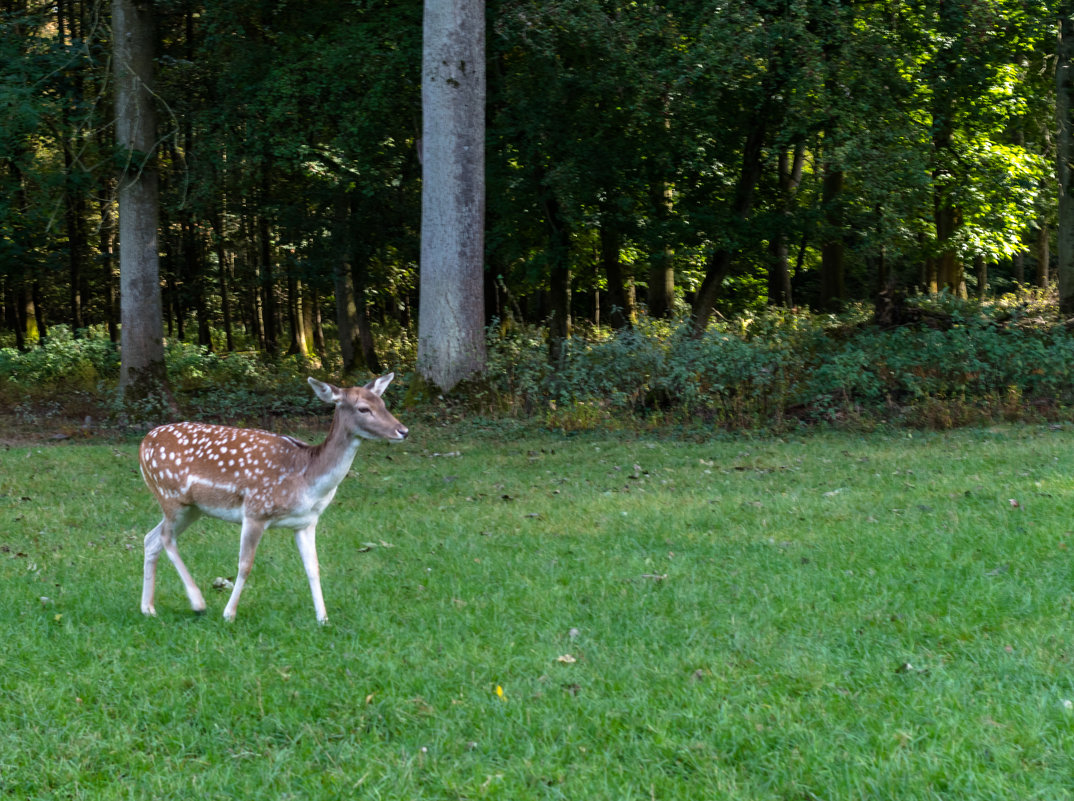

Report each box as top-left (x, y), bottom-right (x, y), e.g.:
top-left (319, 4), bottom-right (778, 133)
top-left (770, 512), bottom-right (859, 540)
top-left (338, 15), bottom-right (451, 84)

top-left (1, 0), bottom-right (1073, 425)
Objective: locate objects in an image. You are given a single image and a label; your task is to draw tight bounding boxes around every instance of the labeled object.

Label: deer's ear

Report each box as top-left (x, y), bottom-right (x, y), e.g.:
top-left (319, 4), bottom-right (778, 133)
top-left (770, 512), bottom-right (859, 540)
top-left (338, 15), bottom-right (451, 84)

top-left (308, 377), bottom-right (340, 405)
top-left (366, 372), bottom-right (394, 397)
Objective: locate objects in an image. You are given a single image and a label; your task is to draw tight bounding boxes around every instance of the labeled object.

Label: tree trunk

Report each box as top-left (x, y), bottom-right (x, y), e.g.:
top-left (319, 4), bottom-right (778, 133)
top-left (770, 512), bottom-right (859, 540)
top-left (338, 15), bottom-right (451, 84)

top-left (691, 119), bottom-right (766, 334)
top-left (417, 0), bottom-right (487, 391)
top-left (601, 222), bottom-right (632, 329)
top-left (1037, 221), bottom-right (1050, 289)
top-left (310, 285), bottom-right (326, 358)
top-left (647, 178), bottom-right (675, 320)
top-left (99, 186), bottom-right (119, 343)
top-left (301, 284), bottom-right (317, 361)
top-left (258, 214), bottom-right (278, 355)
top-left (820, 165), bottom-right (845, 310)
top-left (32, 280), bottom-right (47, 344)
top-left (114, 0), bottom-right (170, 405)
top-left (58, 0), bottom-right (87, 335)
top-left (934, 196), bottom-right (962, 293)
top-left (286, 266), bottom-right (305, 357)
top-left (692, 250), bottom-right (733, 331)
top-left (334, 254), bottom-right (362, 376)
top-left (932, 74), bottom-right (963, 294)
top-left (211, 216), bottom-right (235, 351)
top-left (546, 196), bottom-right (571, 364)
top-left (63, 142), bottom-right (87, 334)
top-left (1059, 16), bottom-right (1074, 314)
top-left (647, 258), bottom-right (674, 319)
top-left (352, 261), bottom-right (382, 375)
top-left (768, 144), bottom-right (805, 307)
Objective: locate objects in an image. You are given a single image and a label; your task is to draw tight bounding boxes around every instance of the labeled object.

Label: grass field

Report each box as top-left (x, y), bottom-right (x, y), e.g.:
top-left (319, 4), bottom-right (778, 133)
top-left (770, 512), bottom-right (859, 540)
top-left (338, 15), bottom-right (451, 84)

top-left (3, 420), bottom-right (1074, 799)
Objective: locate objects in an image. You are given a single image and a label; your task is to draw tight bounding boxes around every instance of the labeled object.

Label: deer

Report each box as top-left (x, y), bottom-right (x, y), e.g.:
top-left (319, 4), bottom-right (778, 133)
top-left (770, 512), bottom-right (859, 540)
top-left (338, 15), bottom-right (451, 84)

top-left (138, 373), bottom-right (408, 624)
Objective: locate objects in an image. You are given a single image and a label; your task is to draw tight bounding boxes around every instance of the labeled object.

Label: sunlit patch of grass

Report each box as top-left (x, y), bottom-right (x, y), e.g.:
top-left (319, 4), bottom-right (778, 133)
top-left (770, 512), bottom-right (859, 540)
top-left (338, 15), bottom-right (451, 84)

top-left (2, 424), bottom-right (1074, 798)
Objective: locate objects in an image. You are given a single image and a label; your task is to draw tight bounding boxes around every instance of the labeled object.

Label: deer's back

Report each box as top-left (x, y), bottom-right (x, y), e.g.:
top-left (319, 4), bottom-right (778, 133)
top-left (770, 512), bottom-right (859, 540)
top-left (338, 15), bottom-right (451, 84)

top-left (140, 422), bottom-right (312, 520)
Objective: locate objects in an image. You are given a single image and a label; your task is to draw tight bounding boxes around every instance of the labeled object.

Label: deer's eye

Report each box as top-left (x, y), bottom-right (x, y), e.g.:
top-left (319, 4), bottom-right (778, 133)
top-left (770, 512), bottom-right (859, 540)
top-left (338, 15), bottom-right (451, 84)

top-left (357, 406), bottom-right (372, 414)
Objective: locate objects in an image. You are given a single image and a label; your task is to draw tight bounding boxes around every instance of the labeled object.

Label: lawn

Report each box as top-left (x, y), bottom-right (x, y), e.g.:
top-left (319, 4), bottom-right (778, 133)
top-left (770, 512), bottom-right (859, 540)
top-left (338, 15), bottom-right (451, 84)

top-left (2, 421), bottom-right (1074, 799)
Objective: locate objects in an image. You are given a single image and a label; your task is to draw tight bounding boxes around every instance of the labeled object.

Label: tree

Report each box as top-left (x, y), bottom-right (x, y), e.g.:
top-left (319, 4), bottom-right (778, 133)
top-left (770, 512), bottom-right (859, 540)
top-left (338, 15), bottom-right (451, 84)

top-left (1059, 15), bottom-right (1074, 314)
top-left (113, 0), bottom-right (170, 403)
top-left (417, 0), bottom-right (487, 391)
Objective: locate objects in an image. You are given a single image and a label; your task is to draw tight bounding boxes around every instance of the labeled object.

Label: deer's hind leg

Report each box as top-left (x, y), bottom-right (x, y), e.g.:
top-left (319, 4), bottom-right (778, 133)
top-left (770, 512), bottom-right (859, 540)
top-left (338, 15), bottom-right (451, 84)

top-left (141, 519), bottom-right (166, 616)
top-left (143, 505), bottom-right (206, 616)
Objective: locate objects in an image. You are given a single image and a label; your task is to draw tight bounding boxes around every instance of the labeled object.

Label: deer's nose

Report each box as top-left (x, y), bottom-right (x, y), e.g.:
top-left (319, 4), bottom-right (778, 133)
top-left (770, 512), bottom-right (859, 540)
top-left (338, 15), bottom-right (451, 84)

top-left (396, 426), bottom-right (409, 440)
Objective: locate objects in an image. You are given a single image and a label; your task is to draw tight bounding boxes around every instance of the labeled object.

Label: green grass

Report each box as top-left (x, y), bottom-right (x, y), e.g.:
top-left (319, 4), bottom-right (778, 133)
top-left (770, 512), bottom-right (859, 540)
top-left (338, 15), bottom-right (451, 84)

top-left (3, 422), bottom-right (1074, 799)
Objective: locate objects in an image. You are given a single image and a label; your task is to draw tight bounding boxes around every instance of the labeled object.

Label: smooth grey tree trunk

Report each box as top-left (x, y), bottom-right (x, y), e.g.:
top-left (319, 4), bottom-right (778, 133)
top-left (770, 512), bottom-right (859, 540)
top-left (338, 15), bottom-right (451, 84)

top-left (114, 0), bottom-right (169, 403)
top-left (418, 0), bottom-right (487, 392)
top-left (1057, 16), bottom-right (1074, 314)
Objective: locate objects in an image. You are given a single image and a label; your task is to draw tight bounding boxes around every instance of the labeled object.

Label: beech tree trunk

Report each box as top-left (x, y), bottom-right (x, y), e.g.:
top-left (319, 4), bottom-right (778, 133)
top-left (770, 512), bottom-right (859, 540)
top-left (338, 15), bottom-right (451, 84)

top-left (114, 0), bottom-right (170, 404)
top-left (418, 0), bottom-right (487, 391)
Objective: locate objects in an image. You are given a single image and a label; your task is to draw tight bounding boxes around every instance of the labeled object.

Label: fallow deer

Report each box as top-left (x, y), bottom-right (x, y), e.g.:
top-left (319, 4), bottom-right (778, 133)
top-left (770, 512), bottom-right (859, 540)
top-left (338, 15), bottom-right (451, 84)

top-left (138, 373), bottom-right (408, 624)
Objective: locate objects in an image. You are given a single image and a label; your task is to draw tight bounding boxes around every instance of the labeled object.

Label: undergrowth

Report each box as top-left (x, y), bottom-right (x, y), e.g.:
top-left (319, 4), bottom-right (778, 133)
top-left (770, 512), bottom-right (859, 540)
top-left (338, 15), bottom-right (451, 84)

top-left (1, 289), bottom-right (1071, 431)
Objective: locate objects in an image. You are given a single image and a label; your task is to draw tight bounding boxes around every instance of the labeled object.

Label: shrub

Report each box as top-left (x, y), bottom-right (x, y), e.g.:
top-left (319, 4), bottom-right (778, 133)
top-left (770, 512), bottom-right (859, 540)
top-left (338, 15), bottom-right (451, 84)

top-left (3, 290), bottom-right (1074, 430)
top-left (480, 294), bottom-right (1074, 430)
top-left (0, 327), bottom-right (119, 399)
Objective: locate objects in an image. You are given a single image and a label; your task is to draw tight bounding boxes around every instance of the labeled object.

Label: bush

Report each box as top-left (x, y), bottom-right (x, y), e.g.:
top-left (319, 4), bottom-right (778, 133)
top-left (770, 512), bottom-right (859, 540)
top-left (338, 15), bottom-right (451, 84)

top-left (0, 326), bottom-right (119, 397)
top-left (480, 294), bottom-right (1074, 430)
top-left (3, 290), bottom-right (1073, 431)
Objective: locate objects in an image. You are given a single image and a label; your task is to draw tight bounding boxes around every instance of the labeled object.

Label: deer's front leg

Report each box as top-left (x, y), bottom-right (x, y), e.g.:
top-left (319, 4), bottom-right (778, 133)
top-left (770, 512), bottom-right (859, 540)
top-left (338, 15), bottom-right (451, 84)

top-left (295, 524), bottom-right (328, 624)
top-left (223, 517), bottom-right (266, 622)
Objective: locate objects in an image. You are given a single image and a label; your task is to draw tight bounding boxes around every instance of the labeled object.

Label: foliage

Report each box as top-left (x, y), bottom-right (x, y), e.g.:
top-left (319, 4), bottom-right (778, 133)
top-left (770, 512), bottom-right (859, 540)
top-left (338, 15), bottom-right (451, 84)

top-left (4, 289), bottom-right (1074, 431)
top-left (0, 326), bottom-right (119, 392)
top-left (480, 291), bottom-right (1074, 430)
top-left (0, 0), bottom-right (1064, 359)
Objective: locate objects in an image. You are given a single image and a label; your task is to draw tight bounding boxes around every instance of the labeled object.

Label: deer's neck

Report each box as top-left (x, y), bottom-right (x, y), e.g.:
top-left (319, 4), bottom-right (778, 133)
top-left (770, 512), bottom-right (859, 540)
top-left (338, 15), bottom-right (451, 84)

top-left (305, 413), bottom-right (362, 493)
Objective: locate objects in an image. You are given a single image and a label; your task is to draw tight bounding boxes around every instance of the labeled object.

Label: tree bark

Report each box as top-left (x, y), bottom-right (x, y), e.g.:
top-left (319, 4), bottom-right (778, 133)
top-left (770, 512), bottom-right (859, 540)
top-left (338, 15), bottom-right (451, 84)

top-left (1037, 221), bottom-right (1050, 289)
top-left (768, 144), bottom-right (805, 307)
top-left (32, 280), bottom-right (47, 344)
top-left (114, 0), bottom-right (171, 405)
top-left (286, 266), bottom-right (305, 357)
top-left (99, 185), bottom-right (119, 343)
top-left (820, 165), bottom-right (845, 310)
top-left (647, 183), bottom-right (675, 319)
top-left (211, 214), bottom-right (235, 351)
top-left (546, 196), bottom-right (571, 364)
top-left (334, 254), bottom-right (362, 376)
top-left (58, 0), bottom-right (87, 335)
top-left (258, 213), bottom-right (278, 355)
top-left (1059, 16), bottom-right (1074, 314)
top-left (601, 222), bottom-right (632, 329)
top-left (418, 0), bottom-right (487, 391)
top-left (352, 261), bottom-right (382, 374)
